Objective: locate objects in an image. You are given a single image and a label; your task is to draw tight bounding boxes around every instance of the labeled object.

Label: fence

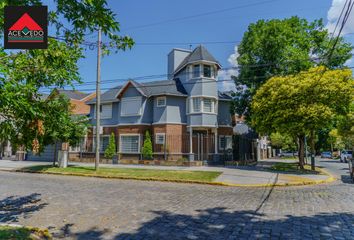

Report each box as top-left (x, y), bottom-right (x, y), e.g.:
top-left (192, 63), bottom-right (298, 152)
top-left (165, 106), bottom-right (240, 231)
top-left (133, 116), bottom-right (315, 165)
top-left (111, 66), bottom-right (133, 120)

top-left (69, 132), bottom-right (258, 165)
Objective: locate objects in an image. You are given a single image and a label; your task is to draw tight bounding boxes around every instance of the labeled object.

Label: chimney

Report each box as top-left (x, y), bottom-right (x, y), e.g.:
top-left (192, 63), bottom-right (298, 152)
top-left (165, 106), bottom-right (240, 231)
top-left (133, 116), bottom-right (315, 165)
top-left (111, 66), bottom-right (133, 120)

top-left (167, 48), bottom-right (191, 80)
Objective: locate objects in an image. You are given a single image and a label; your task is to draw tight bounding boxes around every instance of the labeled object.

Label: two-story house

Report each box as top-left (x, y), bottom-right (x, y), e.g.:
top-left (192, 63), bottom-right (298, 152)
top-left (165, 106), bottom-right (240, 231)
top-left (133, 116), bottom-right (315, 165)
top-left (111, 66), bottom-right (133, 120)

top-left (86, 45), bottom-right (233, 165)
top-left (27, 90), bottom-right (95, 161)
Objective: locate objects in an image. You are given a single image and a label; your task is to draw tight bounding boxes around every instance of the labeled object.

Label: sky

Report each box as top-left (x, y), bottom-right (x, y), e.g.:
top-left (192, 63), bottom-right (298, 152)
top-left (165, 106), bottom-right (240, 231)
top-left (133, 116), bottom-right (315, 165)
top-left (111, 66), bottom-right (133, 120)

top-left (42, 0), bottom-right (354, 93)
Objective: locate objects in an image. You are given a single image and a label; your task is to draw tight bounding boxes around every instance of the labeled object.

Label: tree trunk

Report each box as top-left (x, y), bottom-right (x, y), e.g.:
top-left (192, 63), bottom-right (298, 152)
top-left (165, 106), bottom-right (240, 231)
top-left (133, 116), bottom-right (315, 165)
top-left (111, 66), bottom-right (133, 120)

top-left (310, 131), bottom-right (315, 171)
top-left (298, 135), bottom-right (305, 169)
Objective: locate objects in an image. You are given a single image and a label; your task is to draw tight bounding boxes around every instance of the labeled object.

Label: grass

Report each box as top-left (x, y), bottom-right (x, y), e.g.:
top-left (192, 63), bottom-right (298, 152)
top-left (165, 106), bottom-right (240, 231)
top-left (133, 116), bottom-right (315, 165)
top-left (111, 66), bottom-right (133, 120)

top-left (0, 225), bottom-right (51, 240)
top-left (21, 165), bottom-right (222, 183)
top-left (270, 162), bottom-right (322, 174)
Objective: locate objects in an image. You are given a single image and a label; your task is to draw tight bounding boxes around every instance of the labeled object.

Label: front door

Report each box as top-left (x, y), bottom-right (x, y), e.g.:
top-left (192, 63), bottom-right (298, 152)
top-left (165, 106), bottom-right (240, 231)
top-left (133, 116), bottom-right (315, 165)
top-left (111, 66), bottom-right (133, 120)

top-left (192, 130), bottom-right (214, 161)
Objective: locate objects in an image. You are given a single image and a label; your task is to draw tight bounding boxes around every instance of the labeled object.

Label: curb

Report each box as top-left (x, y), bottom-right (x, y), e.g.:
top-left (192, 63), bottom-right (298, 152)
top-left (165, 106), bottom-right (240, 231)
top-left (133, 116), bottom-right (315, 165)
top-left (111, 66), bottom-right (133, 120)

top-left (8, 166), bottom-right (337, 188)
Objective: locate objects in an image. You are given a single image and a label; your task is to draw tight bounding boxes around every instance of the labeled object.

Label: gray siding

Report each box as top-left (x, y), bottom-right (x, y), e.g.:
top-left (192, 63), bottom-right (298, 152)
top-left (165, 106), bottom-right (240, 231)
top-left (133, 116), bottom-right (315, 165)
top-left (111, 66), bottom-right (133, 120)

top-left (218, 101), bottom-right (232, 126)
top-left (188, 114), bottom-right (218, 127)
top-left (153, 96), bottom-right (186, 124)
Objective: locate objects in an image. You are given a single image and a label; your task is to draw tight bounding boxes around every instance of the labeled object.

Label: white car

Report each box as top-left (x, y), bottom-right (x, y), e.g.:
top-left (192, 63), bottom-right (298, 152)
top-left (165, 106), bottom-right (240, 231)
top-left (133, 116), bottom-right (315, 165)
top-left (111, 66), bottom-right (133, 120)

top-left (340, 150), bottom-right (353, 163)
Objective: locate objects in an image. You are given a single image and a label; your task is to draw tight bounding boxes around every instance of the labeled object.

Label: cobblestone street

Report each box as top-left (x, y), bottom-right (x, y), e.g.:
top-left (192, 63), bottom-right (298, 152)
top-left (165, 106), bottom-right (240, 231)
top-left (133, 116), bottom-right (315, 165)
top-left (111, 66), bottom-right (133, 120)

top-left (0, 160), bottom-right (353, 239)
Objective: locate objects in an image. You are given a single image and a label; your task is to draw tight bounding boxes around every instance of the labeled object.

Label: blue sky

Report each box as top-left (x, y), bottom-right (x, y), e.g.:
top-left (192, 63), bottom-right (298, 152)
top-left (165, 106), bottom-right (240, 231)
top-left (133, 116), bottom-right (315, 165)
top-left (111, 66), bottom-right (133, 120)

top-left (42, 0), bottom-right (354, 92)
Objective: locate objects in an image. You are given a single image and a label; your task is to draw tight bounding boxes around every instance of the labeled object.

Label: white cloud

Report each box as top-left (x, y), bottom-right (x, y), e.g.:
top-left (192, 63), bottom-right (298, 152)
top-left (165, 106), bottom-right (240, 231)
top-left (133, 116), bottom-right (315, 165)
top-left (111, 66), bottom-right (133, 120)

top-left (326, 0), bottom-right (354, 35)
top-left (218, 45), bottom-right (239, 92)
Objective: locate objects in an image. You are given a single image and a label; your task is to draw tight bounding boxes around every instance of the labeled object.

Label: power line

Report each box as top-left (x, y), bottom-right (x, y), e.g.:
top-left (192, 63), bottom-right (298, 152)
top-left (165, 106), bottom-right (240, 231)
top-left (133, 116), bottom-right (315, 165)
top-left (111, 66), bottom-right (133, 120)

top-left (38, 65), bottom-right (354, 93)
top-left (121, 0), bottom-right (281, 31)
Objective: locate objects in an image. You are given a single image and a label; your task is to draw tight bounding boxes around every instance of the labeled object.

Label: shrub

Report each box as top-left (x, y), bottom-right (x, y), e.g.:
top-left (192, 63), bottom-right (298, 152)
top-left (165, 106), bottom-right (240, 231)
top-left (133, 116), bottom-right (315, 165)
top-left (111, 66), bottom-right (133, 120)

top-left (142, 131), bottom-right (153, 160)
top-left (104, 132), bottom-right (116, 159)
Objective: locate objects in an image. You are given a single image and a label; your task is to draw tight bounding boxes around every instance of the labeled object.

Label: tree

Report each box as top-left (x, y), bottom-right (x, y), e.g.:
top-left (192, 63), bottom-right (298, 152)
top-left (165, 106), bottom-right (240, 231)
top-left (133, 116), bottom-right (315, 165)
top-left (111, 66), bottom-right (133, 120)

top-left (142, 131), bottom-right (153, 160)
top-left (104, 133), bottom-right (116, 159)
top-left (0, 0), bottom-right (134, 153)
top-left (251, 67), bottom-right (353, 169)
top-left (269, 132), bottom-right (297, 152)
top-left (336, 103), bottom-right (354, 149)
top-left (232, 16), bottom-right (352, 119)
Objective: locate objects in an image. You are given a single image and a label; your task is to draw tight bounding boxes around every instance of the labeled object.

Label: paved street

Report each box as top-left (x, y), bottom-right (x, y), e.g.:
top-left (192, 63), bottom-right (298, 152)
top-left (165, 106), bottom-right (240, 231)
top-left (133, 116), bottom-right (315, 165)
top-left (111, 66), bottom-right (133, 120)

top-left (0, 160), bottom-right (353, 239)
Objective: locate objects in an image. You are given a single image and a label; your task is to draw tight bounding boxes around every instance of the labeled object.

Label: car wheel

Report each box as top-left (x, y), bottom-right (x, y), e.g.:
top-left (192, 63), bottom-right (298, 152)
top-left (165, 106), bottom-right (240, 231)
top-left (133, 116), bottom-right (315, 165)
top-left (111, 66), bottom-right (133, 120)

top-left (344, 158), bottom-right (348, 163)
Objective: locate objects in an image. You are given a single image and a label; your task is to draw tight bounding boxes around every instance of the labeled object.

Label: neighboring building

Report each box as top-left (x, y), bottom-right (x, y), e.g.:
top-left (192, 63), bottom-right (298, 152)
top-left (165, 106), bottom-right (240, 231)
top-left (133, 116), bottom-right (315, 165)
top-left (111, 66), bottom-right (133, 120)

top-left (27, 90), bottom-right (95, 161)
top-left (85, 45), bottom-right (234, 165)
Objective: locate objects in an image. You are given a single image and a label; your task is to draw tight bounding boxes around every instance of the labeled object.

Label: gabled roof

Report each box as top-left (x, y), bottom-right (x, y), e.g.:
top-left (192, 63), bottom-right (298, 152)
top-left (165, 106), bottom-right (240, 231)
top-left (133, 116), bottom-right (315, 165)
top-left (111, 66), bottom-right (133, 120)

top-left (86, 79), bottom-right (187, 104)
top-left (55, 89), bottom-right (91, 100)
top-left (174, 45), bottom-right (221, 74)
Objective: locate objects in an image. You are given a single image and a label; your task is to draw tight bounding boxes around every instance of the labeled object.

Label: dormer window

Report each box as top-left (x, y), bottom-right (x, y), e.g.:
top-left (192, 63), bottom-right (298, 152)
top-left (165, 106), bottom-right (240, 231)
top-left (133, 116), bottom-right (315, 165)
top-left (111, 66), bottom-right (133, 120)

top-left (202, 65), bottom-right (216, 78)
top-left (193, 65), bottom-right (200, 78)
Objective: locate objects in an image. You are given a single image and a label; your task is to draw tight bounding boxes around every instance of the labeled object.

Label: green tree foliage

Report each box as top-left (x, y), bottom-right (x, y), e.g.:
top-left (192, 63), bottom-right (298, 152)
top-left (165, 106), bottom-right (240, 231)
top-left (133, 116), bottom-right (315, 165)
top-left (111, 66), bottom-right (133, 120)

top-left (251, 67), bottom-right (353, 168)
top-left (142, 131), bottom-right (153, 160)
top-left (233, 16), bottom-right (352, 119)
top-left (269, 132), bottom-right (297, 151)
top-left (0, 0), bottom-right (134, 152)
top-left (104, 132), bottom-right (116, 159)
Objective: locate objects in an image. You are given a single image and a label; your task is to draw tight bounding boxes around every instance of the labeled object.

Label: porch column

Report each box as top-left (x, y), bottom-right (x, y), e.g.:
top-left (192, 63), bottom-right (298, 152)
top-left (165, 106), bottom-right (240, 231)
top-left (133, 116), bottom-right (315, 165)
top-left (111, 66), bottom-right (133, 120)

top-left (214, 128), bottom-right (218, 154)
top-left (189, 126), bottom-right (194, 161)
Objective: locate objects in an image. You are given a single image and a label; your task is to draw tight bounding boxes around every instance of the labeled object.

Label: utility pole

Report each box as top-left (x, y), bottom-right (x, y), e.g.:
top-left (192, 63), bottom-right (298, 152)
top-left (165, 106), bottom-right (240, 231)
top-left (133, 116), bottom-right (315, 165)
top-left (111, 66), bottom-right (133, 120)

top-left (95, 27), bottom-right (102, 171)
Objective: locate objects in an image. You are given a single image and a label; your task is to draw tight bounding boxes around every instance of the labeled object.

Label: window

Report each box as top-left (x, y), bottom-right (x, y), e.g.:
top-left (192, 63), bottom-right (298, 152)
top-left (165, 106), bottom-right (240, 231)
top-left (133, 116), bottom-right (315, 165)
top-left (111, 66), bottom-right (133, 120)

top-left (203, 98), bottom-right (214, 113)
top-left (155, 133), bottom-right (165, 145)
top-left (93, 135), bottom-right (110, 152)
top-left (193, 65), bottom-right (200, 78)
top-left (121, 97), bottom-right (142, 116)
top-left (192, 98), bottom-right (201, 112)
top-left (219, 136), bottom-right (232, 150)
top-left (94, 104), bottom-right (112, 119)
top-left (120, 135), bottom-right (140, 153)
top-left (190, 97), bottom-right (216, 113)
top-left (203, 65), bottom-right (212, 78)
top-left (157, 97), bottom-right (166, 107)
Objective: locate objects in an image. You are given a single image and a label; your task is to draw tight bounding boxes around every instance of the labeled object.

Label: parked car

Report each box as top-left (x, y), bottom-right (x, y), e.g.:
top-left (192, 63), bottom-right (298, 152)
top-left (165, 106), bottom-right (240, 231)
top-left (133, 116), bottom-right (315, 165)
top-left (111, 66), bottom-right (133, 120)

top-left (340, 150), bottom-right (353, 163)
top-left (349, 158), bottom-right (354, 182)
top-left (280, 151), bottom-right (297, 157)
top-left (321, 151), bottom-right (332, 158)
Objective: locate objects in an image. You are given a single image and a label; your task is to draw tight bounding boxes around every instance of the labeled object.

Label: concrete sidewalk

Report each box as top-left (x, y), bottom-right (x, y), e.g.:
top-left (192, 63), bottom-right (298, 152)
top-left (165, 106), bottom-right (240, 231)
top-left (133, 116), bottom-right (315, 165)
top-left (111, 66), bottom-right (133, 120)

top-left (0, 159), bottom-right (333, 186)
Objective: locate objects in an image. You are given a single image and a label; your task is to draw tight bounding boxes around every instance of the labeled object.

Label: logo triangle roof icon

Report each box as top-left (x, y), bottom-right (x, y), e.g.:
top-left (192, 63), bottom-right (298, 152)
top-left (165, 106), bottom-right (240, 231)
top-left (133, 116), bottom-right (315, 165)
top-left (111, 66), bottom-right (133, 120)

top-left (9, 13), bottom-right (43, 31)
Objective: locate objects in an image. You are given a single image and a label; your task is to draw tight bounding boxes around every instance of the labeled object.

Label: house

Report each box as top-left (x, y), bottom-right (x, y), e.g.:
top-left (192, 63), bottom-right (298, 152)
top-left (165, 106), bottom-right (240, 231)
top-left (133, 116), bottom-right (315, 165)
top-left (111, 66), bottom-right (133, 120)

top-left (26, 90), bottom-right (95, 161)
top-left (84, 45), bottom-right (234, 165)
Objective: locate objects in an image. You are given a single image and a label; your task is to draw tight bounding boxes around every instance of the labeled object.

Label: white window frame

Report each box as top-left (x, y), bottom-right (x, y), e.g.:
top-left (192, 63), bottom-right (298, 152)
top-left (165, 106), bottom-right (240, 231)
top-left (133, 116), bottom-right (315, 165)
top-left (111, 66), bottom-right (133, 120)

top-left (189, 97), bottom-right (217, 114)
top-left (94, 103), bottom-right (112, 119)
top-left (192, 64), bottom-right (200, 78)
top-left (192, 97), bottom-right (201, 113)
top-left (203, 64), bottom-right (212, 78)
top-left (219, 135), bottom-right (232, 150)
top-left (121, 97), bottom-right (142, 117)
top-left (155, 133), bottom-right (165, 145)
top-left (156, 96), bottom-right (166, 107)
top-left (119, 134), bottom-right (141, 153)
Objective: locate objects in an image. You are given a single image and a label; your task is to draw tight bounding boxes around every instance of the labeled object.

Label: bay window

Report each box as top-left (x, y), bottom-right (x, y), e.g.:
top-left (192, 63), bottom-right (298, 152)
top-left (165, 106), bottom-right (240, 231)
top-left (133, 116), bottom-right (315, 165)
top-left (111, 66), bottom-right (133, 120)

top-left (190, 97), bottom-right (216, 113)
top-left (193, 65), bottom-right (200, 78)
top-left (192, 98), bottom-right (201, 112)
top-left (203, 65), bottom-right (211, 78)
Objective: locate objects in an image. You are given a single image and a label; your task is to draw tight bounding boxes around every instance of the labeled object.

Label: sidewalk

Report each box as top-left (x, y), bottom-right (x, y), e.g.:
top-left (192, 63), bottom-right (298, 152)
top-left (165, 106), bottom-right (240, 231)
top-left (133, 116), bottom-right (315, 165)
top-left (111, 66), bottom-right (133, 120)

top-left (0, 159), bottom-right (333, 187)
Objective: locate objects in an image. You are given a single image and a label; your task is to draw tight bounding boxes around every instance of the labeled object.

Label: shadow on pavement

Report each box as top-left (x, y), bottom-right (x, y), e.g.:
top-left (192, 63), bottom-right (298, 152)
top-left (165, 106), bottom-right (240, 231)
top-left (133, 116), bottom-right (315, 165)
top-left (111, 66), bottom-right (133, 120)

top-left (55, 208), bottom-right (354, 239)
top-left (0, 193), bottom-right (47, 222)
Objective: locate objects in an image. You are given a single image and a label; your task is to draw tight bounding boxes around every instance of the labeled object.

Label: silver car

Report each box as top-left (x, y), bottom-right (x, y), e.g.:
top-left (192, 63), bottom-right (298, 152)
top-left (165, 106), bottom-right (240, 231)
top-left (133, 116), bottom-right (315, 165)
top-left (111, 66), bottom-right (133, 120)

top-left (340, 150), bottom-right (353, 163)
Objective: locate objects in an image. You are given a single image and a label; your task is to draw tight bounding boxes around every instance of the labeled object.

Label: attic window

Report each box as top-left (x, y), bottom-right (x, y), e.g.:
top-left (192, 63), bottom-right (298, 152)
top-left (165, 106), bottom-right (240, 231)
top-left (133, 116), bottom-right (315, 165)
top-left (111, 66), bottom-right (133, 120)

top-left (203, 65), bottom-right (212, 78)
top-left (193, 65), bottom-right (200, 78)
